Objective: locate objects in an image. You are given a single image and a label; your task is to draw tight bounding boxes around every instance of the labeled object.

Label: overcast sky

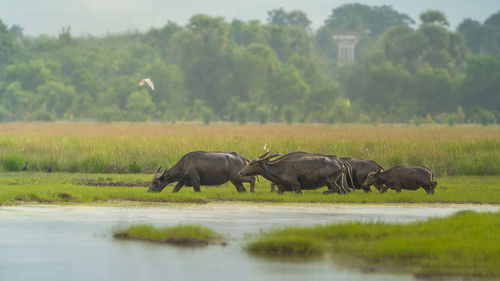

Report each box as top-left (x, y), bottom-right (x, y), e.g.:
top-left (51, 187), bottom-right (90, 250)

top-left (1, 0), bottom-right (499, 36)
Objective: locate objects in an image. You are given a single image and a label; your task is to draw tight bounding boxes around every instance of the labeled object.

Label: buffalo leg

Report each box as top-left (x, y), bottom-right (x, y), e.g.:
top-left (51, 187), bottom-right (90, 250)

top-left (172, 182), bottom-right (184, 193)
top-left (191, 179), bottom-right (201, 192)
top-left (276, 185), bottom-right (284, 194)
top-left (289, 182), bottom-right (302, 194)
top-left (392, 183), bottom-right (402, 193)
top-left (323, 182), bottom-right (338, 195)
top-left (231, 181), bottom-right (247, 193)
top-left (244, 177), bottom-right (255, 193)
top-left (362, 184), bottom-right (372, 193)
top-left (379, 184), bottom-right (390, 193)
top-left (270, 183), bottom-right (276, 192)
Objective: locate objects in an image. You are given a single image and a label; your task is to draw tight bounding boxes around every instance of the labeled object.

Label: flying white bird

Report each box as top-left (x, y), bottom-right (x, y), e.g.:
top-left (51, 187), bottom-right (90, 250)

top-left (139, 78), bottom-right (155, 91)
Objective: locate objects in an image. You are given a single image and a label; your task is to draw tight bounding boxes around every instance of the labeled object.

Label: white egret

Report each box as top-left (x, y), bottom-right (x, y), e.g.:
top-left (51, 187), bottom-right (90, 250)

top-left (139, 78), bottom-right (155, 91)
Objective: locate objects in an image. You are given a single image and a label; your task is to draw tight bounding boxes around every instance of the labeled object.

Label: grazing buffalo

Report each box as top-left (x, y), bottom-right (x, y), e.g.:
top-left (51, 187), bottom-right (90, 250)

top-left (340, 157), bottom-right (384, 192)
top-left (240, 151), bottom-right (350, 194)
top-left (363, 166), bottom-right (437, 194)
top-left (148, 151), bottom-right (256, 193)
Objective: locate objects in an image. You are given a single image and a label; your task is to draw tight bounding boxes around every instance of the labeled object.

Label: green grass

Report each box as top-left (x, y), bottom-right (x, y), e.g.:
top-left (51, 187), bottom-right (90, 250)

top-left (0, 123), bottom-right (498, 176)
top-left (112, 224), bottom-right (222, 245)
top-left (246, 211), bottom-right (500, 279)
top-left (0, 172), bottom-right (499, 205)
top-left (246, 236), bottom-right (326, 258)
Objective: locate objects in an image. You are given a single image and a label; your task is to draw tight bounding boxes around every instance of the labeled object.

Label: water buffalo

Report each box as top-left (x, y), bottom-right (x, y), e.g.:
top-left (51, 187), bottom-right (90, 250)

top-left (240, 151), bottom-right (350, 195)
top-left (268, 152), bottom-right (353, 193)
top-left (340, 157), bottom-right (384, 192)
top-left (363, 166), bottom-right (437, 194)
top-left (148, 151), bottom-right (256, 193)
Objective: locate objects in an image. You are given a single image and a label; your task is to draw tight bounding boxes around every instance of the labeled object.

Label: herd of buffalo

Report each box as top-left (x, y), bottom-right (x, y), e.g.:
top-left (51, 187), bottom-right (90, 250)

top-left (148, 150), bottom-right (437, 195)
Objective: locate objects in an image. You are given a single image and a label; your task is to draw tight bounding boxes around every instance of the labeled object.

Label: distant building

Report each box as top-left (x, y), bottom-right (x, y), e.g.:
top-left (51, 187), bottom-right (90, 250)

top-left (333, 34), bottom-right (360, 65)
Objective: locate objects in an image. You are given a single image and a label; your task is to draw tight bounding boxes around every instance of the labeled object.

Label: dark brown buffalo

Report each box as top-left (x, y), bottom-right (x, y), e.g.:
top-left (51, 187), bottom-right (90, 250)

top-left (340, 157), bottom-right (384, 192)
top-left (148, 151), bottom-right (255, 193)
top-left (363, 166), bottom-right (437, 194)
top-left (267, 152), bottom-right (353, 193)
top-left (240, 151), bottom-right (350, 194)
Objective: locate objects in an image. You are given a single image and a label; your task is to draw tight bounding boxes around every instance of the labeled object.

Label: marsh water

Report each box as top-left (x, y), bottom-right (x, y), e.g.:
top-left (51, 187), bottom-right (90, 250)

top-left (1, 203), bottom-right (498, 281)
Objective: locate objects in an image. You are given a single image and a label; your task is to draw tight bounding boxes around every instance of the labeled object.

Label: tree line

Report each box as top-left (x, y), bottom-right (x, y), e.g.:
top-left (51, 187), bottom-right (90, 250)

top-left (0, 3), bottom-right (499, 124)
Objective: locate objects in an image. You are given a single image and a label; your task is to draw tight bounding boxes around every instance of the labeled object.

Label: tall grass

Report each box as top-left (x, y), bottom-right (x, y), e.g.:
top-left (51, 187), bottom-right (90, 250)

top-left (0, 123), bottom-right (498, 175)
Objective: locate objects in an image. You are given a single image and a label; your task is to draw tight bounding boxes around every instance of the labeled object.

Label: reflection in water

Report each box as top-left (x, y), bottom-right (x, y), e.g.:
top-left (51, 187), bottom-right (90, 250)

top-left (0, 204), bottom-right (497, 281)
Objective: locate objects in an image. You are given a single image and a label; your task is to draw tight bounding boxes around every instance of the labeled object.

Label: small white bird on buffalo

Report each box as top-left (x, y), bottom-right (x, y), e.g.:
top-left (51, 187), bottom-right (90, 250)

top-left (139, 78), bottom-right (155, 91)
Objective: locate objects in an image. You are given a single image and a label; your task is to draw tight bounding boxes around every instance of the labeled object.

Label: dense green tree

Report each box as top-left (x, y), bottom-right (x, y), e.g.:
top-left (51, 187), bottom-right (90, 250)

top-left (144, 21), bottom-right (181, 52)
top-left (458, 55), bottom-right (500, 112)
top-left (266, 24), bottom-right (292, 61)
top-left (458, 19), bottom-right (483, 53)
top-left (268, 65), bottom-right (309, 110)
top-left (316, 3), bottom-right (413, 66)
top-left (382, 24), bottom-right (466, 73)
top-left (0, 7), bottom-right (495, 124)
top-left (324, 3), bottom-right (413, 35)
top-left (267, 8), bottom-right (311, 29)
top-left (457, 11), bottom-right (500, 58)
top-left (173, 15), bottom-right (229, 111)
top-left (2, 60), bottom-right (54, 91)
top-left (38, 81), bottom-right (76, 118)
top-left (9, 25), bottom-right (23, 43)
top-left (0, 19), bottom-right (15, 66)
top-left (228, 19), bottom-right (267, 46)
top-left (419, 10), bottom-right (449, 26)
top-left (411, 65), bottom-right (455, 115)
top-left (484, 11), bottom-right (500, 28)
top-left (125, 90), bottom-right (155, 121)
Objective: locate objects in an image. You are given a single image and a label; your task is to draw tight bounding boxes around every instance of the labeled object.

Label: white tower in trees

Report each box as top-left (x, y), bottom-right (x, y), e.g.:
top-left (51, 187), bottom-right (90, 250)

top-left (333, 34), bottom-right (360, 65)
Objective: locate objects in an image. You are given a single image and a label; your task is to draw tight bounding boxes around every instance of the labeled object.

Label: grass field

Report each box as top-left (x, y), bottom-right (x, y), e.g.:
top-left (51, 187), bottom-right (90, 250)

top-left (0, 122), bottom-right (498, 176)
top-left (0, 172), bottom-right (498, 204)
top-left (246, 211), bottom-right (500, 279)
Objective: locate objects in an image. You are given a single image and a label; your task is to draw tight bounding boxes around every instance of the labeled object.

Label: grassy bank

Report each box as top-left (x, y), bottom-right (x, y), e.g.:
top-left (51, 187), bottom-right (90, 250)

top-left (0, 172), bottom-right (499, 205)
top-left (0, 123), bottom-right (498, 175)
top-left (246, 211), bottom-right (500, 279)
top-left (113, 224), bottom-right (222, 246)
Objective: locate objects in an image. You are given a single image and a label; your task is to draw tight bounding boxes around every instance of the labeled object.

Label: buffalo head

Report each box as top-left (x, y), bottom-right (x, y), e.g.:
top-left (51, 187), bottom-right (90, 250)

top-left (239, 151), bottom-right (280, 176)
top-left (363, 171), bottom-right (379, 189)
top-left (148, 165), bottom-right (169, 192)
top-left (363, 171), bottom-right (386, 192)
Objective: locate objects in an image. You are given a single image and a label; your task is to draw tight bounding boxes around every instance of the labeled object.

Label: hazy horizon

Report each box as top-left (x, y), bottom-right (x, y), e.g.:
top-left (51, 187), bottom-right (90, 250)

top-left (1, 0), bottom-right (499, 36)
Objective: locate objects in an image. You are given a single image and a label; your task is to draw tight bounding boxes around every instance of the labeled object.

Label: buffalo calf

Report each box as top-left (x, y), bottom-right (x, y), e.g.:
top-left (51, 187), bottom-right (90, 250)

top-left (363, 166), bottom-right (437, 194)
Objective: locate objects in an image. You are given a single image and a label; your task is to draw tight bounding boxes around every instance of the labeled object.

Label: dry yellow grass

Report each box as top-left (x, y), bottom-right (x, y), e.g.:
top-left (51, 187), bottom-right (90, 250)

top-left (0, 122), bottom-right (498, 140)
top-left (0, 122), bottom-right (498, 175)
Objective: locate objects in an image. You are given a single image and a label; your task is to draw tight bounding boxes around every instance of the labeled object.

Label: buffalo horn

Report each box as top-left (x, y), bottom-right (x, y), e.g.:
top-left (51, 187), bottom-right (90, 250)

top-left (155, 166), bottom-right (162, 174)
top-left (161, 164), bottom-right (169, 177)
top-left (258, 151), bottom-right (270, 159)
top-left (264, 153), bottom-right (281, 161)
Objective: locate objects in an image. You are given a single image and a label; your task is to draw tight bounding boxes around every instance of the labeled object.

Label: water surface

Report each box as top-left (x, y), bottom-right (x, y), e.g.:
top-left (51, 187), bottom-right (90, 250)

top-left (1, 203), bottom-right (497, 281)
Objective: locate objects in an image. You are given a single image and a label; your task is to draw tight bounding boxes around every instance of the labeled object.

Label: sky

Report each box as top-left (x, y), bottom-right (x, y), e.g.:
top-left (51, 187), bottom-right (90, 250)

top-left (1, 0), bottom-right (500, 36)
